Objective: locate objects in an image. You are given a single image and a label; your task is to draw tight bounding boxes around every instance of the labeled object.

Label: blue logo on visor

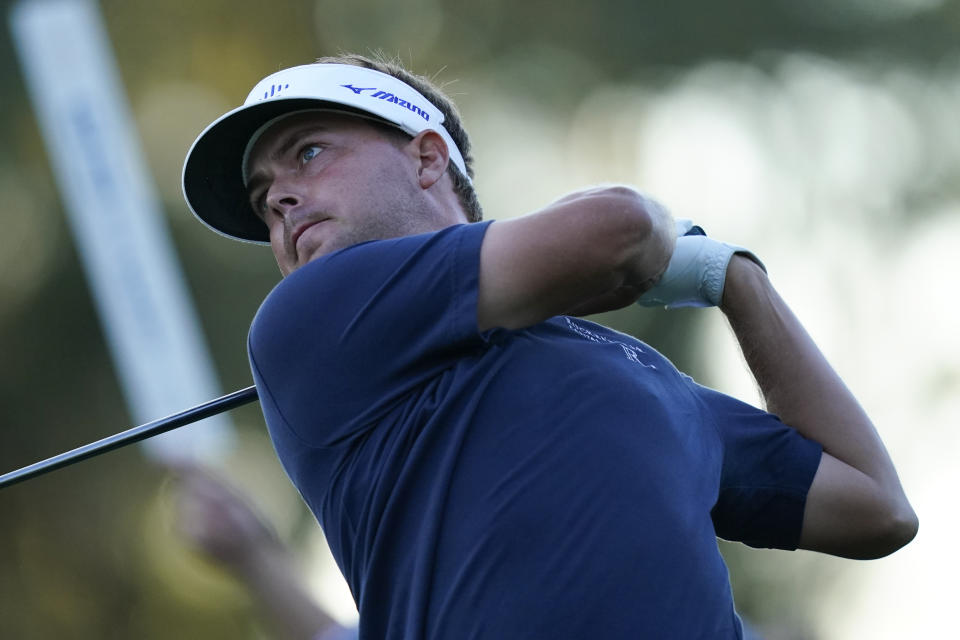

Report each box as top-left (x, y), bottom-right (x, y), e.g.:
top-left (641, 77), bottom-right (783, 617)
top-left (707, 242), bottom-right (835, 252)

top-left (341, 84), bottom-right (429, 122)
top-left (262, 83), bottom-right (290, 99)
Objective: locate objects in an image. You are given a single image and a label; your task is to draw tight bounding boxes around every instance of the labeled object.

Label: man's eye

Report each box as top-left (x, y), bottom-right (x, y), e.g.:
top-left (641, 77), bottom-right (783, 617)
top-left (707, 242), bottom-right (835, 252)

top-left (299, 145), bottom-right (323, 165)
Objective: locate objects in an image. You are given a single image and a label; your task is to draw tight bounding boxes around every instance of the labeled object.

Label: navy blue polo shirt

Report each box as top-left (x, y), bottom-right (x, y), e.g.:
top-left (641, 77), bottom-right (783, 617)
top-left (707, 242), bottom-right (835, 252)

top-left (248, 221), bottom-right (822, 639)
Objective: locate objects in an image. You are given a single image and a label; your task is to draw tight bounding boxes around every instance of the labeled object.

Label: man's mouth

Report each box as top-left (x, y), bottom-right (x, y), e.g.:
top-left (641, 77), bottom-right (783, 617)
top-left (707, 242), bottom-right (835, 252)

top-left (291, 218), bottom-right (329, 252)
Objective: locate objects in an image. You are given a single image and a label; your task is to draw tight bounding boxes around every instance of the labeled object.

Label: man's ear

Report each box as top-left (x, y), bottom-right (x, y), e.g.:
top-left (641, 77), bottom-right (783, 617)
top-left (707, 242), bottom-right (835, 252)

top-left (409, 129), bottom-right (450, 189)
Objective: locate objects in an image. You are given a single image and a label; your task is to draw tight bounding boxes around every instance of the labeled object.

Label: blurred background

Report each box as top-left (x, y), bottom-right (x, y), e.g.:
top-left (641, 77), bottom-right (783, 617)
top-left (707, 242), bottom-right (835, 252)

top-left (0, 0), bottom-right (957, 637)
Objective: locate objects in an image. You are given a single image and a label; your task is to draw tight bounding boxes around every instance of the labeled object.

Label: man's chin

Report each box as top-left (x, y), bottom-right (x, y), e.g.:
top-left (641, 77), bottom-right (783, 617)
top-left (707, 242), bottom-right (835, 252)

top-left (286, 242), bottom-right (337, 274)
top-left (277, 248), bottom-right (322, 276)
top-left (285, 228), bottom-right (384, 273)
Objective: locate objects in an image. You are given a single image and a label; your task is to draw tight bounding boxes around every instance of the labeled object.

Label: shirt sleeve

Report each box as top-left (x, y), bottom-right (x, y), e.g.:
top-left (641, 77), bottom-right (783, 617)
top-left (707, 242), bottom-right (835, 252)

top-left (687, 380), bottom-right (823, 550)
top-left (248, 221), bottom-right (493, 447)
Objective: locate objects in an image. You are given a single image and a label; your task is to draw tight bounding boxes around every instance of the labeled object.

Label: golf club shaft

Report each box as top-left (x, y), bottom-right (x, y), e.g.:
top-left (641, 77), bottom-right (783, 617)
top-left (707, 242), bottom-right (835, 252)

top-left (0, 385), bottom-right (259, 490)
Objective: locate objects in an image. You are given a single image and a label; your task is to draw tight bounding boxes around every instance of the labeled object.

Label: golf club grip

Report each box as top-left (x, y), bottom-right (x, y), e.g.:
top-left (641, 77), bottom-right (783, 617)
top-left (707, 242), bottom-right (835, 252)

top-left (0, 385), bottom-right (259, 490)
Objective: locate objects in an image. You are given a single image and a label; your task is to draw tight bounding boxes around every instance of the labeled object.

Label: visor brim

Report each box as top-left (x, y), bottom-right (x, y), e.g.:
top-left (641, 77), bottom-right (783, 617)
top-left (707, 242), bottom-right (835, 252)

top-left (182, 99), bottom-right (393, 244)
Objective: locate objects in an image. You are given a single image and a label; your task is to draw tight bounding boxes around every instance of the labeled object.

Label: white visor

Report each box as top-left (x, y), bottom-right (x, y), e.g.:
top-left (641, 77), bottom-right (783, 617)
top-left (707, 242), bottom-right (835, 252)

top-left (182, 63), bottom-right (470, 244)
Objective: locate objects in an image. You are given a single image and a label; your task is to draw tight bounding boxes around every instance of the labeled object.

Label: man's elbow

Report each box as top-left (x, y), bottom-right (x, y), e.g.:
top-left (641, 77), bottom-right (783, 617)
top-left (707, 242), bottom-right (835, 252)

top-left (804, 489), bottom-right (919, 560)
top-left (878, 501), bottom-right (919, 556)
top-left (857, 499), bottom-right (919, 559)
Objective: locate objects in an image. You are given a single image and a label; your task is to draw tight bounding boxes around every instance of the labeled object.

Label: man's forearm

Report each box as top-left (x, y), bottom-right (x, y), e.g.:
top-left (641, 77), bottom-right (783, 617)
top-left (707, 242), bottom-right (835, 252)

top-left (719, 257), bottom-right (890, 480)
top-left (720, 256), bottom-right (916, 555)
top-left (477, 187), bottom-right (675, 330)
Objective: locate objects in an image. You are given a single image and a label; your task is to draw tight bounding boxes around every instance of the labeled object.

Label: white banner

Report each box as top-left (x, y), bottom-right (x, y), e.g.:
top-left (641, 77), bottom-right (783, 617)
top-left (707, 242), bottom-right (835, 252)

top-left (10, 0), bottom-right (234, 462)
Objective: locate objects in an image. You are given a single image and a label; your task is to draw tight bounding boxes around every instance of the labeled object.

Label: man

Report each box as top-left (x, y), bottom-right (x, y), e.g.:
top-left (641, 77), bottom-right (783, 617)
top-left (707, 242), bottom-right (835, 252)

top-left (182, 54), bottom-right (917, 638)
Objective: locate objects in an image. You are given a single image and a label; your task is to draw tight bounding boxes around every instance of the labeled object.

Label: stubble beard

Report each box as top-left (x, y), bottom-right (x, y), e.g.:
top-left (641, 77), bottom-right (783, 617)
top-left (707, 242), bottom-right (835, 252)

top-left (296, 189), bottom-right (439, 268)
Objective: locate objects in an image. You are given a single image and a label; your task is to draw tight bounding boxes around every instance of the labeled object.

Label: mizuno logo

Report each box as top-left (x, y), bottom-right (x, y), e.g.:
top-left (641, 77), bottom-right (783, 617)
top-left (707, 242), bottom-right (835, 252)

top-left (261, 83), bottom-right (290, 100)
top-left (340, 84), bottom-right (430, 121)
top-left (342, 84), bottom-right (376, 95)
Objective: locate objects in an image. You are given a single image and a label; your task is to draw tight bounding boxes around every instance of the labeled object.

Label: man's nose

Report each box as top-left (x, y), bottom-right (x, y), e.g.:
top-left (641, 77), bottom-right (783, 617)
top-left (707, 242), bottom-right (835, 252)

top-left (265, 180), bottom-right (301, 216)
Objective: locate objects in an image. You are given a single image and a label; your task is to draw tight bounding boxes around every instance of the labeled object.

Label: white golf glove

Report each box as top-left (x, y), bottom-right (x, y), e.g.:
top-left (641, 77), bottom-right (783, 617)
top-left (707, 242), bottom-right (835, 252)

top-left (636, 219), bottom-right (766, 308)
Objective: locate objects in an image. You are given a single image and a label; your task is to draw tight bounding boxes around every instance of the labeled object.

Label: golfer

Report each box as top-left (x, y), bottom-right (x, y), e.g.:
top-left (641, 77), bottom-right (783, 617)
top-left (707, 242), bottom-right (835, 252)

top-left (182, 54), bottom-right (917, 639)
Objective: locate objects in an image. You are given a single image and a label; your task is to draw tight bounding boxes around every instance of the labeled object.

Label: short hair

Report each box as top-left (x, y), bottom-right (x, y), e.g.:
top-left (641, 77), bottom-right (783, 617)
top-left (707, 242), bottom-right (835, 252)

top-left (315, 53), bottom-right (483, 223)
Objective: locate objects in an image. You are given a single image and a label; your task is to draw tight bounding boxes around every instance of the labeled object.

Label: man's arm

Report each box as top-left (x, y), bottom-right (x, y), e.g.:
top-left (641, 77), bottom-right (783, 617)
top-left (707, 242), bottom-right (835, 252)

top-left (477, 186), bottom-right (675, 331)
top-left (720, 257), bottom-right (918, 559)
top-left (174, 467), bottom-right (346, 640)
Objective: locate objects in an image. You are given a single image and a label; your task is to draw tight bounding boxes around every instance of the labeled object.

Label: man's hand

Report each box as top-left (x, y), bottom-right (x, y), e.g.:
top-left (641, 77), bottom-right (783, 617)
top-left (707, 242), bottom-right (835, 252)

top-left (171, 465), bottom-right (345, 639)
top-left (173, 465), bottom-right (283, 572)
top-left (636, 223), bottom-right (764, 309)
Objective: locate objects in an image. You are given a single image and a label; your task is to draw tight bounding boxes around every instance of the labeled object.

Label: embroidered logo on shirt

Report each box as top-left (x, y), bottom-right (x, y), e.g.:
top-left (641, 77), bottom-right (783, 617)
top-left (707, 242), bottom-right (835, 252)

top-left (563, 317), bottom-right (656, 369)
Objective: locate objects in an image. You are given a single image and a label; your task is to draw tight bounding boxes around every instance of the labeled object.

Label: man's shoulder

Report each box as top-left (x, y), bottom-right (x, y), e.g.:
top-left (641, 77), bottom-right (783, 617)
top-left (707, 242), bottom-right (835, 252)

top-left (289, 222), bottom-right (489, 282)
top-left (250, 222), bottom-right (492, 344)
